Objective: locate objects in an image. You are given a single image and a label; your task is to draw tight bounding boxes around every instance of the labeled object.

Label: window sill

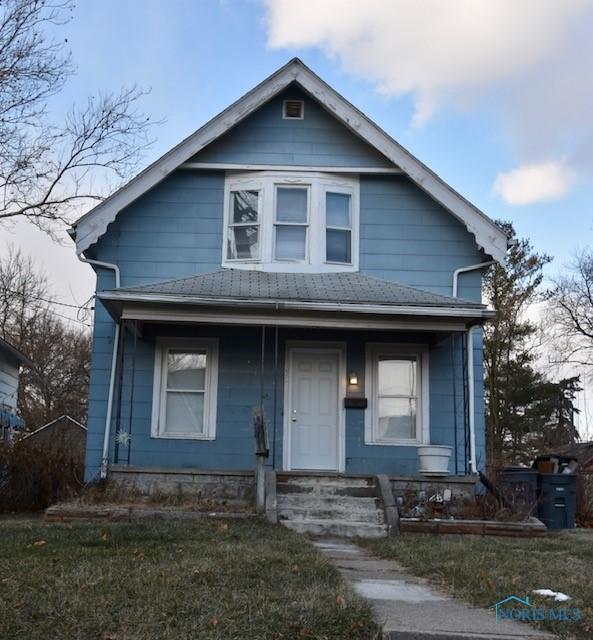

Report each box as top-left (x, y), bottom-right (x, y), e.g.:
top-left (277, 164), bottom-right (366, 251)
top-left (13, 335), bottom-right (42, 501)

top-left (151, 432), bottom-right (216, 441)
top-left (364, 439), bottom-right (424, 447)
top-left (220, 261), bottom-right (359, 273)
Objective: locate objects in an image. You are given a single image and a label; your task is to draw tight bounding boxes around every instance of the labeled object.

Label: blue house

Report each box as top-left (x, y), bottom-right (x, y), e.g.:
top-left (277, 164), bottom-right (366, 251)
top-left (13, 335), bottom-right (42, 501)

top-left (70, 60), bottom-right (507, 526)
top-left (0, 337), bottom-right (32, 443)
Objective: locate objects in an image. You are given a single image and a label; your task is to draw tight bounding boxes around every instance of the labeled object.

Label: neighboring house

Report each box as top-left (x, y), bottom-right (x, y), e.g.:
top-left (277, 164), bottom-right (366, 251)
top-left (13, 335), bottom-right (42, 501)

top-left (20, 415), bottom-right (87, 466)
top-left (554, 442), bottom-right (593, 473)
top-left (0, 338), bottom-right (32, 443)
top-left (69, 59), bottom-right (508, 484)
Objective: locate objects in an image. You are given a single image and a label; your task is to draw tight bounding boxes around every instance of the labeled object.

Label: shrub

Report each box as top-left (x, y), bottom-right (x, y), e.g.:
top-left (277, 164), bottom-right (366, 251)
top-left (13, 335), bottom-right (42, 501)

top-left (576, 473), bottom-right (593, 527)
top-left (0, 440), bottom-right (83, 512)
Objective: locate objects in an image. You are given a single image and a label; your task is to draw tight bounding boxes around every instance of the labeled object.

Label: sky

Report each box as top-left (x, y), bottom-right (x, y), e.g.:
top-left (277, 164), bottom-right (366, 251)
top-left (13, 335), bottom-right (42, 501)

top-left (2, 0), bottom-right (593, 431)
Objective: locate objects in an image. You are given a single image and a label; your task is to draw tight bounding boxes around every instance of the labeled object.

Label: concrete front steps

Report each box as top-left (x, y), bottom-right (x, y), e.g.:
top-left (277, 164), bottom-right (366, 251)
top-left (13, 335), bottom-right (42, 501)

top-left (276, 473), bottom-right (387, 538)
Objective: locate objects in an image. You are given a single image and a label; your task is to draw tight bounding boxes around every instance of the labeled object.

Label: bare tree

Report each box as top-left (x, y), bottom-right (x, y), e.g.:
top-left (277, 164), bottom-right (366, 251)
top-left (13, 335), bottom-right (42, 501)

top-left (18, 312), bottom-right (91, 426)
top-left (0, 246), bottom-right (49, 345)
top-left (0, 247), bottom-right (91, 426)
top-left (548, 250), bottom-right (593, 368)
top-left (0, 0), bottom-right (154, 232)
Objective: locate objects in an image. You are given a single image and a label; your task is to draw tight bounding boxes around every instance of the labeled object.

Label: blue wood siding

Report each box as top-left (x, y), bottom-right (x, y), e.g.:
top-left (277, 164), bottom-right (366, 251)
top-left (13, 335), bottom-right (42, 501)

top-left (84, 325), bottom-right (483, 480)
top-left (90, 170), bottom-right (483, 299)
top-left (83, 85), bottom-right (488, 479)
top-left (359, 176), bottom-right (483, 300)
top-left (0, 355), bottom-right (19, 411)
top-left (92, 171), bottom-right (225, 287)
top-left (194, 86), bottom-right (393, 168)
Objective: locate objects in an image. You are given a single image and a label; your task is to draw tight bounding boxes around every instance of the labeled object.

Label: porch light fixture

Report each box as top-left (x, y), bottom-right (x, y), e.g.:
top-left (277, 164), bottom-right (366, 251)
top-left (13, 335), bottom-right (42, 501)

top-left (348, 372), bottom-right (358, 386)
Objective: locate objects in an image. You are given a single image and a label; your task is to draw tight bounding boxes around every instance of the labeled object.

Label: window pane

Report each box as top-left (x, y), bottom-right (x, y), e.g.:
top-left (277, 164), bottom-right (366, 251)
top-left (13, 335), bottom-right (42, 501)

top-left (228, 226), bottom-right (259, 259)
top-left (326, 229), bottom-right (351, 263)
top-left (326, 192), bottom-right (351, 227)
top-left (167, 350), bottom-right (206, 390)
top-left (378, 398), bottom-right (417, 440)
top-left (232, 190), bottom-right (258, 223)
top-left (164, 391), bottom-right (205, 434)
top-left (276, 187), bottom-right (307, 223)
top-left (275, 226), bottom-right (306, 260)
top-left (378, 357), bottom-right (416, 396)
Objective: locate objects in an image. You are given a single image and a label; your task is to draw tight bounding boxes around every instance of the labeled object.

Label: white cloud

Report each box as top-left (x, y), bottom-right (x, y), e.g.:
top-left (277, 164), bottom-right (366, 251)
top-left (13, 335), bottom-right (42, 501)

top-left (493, 162), bottom-right (574, 206)
top-left (264, 0), bottom-right (593, 199)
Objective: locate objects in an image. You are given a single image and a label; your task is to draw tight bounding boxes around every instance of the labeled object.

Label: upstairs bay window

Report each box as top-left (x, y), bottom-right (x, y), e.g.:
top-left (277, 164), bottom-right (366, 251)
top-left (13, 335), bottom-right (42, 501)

top-left (227, 190), bottom-right (260, 260)
top-left (223, 172), bottom-right (359, 271)
top-left (325, 191), bottom-right (352, 264)
top-left (274, 186), bottom-right (309, 261)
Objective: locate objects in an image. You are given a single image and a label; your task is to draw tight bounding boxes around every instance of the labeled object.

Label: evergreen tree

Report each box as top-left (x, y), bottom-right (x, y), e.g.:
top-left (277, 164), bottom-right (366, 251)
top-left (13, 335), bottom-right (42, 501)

top-left (483, 223), bottom-right (580, 468)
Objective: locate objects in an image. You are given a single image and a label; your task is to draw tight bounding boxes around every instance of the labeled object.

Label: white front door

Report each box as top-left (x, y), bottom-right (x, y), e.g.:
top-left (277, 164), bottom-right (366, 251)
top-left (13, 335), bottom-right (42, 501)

top-left (288, 349), bottom-right (340, 471)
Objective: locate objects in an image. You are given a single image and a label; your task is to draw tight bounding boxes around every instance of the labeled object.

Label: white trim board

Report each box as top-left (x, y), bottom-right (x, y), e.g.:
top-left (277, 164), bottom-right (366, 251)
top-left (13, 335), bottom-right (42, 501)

top-left (117, 304), bottom-right (470, 332)
top-left (99, 292), bottom-right (494, 319)
top-left (180, 162), bottom-right (403, 174)
top-left (70, 58), bottom-right (508, 262)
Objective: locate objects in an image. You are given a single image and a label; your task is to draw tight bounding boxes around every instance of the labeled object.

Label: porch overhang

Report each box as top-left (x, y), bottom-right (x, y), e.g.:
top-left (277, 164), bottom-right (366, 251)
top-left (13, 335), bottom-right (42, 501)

top-left (98, 293), bottom-right (493, 332)
top-left (97, 269), bottom-right (493, 331)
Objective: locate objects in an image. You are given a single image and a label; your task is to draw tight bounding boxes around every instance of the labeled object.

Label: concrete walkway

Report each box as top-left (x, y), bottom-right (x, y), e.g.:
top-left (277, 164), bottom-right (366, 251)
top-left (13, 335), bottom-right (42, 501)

top-left (312, 539), bottom-right (555, 640)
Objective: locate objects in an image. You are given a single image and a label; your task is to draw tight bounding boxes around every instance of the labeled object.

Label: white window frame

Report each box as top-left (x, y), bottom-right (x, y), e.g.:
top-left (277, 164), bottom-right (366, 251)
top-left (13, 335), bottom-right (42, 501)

top-left (364, 343), bottom-right (430, 446)
top-left (222, 171), bottom-right (359, 272)
top-left (273, 183), bottom-right (310, 263)
top-left (323, 184), bottom-right (355, 265)
top-left (151, 338), bottom-right (219, 440)
top-left (226, 187), bottom-right (262, 262)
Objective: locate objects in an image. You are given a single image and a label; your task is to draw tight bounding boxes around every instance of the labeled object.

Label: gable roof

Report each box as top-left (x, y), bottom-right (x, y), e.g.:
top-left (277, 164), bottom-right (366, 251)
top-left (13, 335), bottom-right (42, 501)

top-left (21, 415), bottom-right (87, 441)
top-left (70, 58), bottom-right (508, 262)
top-left (98, 269), bottom-right (493, 320)
top-left (0, 337), bottom-right (33, 368)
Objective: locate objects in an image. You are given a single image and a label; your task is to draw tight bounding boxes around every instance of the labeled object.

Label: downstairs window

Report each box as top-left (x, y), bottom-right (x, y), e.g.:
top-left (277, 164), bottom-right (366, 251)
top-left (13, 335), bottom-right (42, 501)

top-left (365, 344), bottom-right (429, 445)
top-left (151, 339), bottom-right (219, 439)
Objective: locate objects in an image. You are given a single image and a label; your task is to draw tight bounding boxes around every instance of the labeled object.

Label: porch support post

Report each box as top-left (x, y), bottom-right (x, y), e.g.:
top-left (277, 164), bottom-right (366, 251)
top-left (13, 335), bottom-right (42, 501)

top-left (264, 467), bottom-right (277, 523)
top-left (376, 474), bottom-right (400, 536)
top-left (256, 456), bottom-right (266, 514)
top-left (467, 326), bottom-right (477, 474)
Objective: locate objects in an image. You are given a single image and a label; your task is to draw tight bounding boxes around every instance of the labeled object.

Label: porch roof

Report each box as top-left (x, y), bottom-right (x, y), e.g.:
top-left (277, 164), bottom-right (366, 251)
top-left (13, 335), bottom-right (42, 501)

top-left (98, 269), bottom-right (492, 323)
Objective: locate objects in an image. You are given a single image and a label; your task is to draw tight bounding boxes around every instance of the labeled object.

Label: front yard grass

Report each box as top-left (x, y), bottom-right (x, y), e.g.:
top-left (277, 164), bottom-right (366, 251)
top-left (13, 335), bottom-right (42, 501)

top-left (0, 517), bottom-right (379, 640)
top-left (361, 530), bottom-right (593, 639)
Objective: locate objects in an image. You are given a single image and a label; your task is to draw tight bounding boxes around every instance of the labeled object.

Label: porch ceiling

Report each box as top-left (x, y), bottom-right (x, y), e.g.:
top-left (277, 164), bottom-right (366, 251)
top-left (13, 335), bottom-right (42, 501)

top-left (98, 270), bottom-right (492, 330)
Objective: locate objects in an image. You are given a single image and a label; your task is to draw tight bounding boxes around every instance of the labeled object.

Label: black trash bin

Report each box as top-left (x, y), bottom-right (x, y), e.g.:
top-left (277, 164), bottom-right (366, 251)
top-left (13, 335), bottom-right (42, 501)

top-left (499, 466), bottom-right (539, 514)
top-left (537, 473), bottom-right (577, 529)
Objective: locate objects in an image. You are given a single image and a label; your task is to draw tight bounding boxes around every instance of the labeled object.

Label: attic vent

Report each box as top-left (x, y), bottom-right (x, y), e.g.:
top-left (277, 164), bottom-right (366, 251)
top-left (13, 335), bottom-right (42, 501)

top-left (283, 100), bottom-right (304, 119)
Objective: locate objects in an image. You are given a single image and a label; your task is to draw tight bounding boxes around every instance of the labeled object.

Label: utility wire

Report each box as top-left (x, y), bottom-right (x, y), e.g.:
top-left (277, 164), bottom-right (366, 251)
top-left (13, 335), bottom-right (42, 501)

top-left (3, 288), bottom-right (94, 311)
top-left (2, 288), bottom-right (94, 327)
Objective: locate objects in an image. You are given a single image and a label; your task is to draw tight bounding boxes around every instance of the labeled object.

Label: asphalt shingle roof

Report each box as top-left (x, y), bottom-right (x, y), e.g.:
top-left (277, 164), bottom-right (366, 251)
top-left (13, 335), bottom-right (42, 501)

top-left (106, 269), bottom-right (484, 309)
